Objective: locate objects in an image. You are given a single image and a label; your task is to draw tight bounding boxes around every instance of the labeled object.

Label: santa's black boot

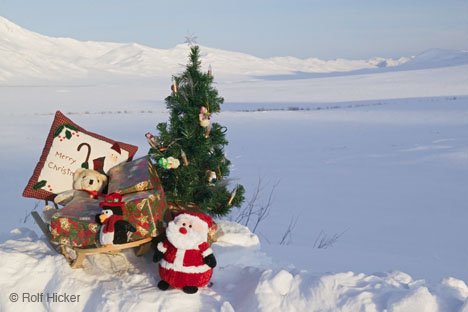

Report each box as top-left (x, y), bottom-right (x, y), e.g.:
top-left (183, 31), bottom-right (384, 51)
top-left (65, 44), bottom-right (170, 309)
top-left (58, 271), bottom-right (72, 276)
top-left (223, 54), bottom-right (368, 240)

top-left (157, 280), bottom-right (170, 291)
top-left (182, 286), bottom-right (198, 294)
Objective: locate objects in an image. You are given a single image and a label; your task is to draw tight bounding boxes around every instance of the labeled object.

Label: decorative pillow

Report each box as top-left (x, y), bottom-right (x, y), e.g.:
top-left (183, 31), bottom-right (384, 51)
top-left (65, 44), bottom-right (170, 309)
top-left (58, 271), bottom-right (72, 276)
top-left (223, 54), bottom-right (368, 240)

top-left (23, 111), bottom-right (138, 200)
top-left (107, 156), bottom-right (154, 195)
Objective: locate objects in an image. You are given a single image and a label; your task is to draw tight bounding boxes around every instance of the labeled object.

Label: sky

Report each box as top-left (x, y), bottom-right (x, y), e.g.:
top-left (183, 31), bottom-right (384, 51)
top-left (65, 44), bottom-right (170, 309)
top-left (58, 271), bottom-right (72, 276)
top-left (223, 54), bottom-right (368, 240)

top-left (1, 0), bottom-right (467, 59)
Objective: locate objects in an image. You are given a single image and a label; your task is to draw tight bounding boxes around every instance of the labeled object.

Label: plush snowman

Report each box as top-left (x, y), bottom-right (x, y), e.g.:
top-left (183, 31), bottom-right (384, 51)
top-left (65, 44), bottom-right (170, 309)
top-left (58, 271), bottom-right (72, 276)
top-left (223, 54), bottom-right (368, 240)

top-left (153, 210), bottom-right (217, 294)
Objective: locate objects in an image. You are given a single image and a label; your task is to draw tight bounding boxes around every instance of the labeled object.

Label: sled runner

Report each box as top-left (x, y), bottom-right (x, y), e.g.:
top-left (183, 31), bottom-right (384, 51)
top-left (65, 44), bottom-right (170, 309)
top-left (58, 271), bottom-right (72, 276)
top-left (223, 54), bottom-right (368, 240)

top-left (65, 237), bottom-right (153, 269)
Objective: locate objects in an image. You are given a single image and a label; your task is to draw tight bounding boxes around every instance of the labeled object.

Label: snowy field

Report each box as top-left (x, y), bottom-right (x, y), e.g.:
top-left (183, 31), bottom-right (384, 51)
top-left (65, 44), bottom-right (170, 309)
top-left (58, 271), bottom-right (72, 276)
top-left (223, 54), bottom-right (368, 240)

top-left (1, 84), bottom-right (468, 311)
top-left (1, 16), bottom-right (468, 311)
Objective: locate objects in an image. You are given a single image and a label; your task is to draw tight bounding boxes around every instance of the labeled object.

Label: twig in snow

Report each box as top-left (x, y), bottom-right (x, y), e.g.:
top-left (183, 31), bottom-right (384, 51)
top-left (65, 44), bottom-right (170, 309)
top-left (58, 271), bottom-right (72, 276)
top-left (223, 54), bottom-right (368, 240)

top-left (313, 229), bottom-right (348, 249)
top-left (230, 178), bottom-right (279, 233)
top-left (279, 216), bottom-right (299, 245)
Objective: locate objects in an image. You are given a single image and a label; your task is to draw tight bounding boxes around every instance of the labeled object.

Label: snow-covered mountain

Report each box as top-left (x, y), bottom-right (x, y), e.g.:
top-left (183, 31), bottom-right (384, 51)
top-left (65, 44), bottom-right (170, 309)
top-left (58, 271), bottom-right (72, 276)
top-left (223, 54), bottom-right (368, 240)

top-left (3, 15), bottom-right (468, 84)
top-left (0, 16), bottom-right (422, 83)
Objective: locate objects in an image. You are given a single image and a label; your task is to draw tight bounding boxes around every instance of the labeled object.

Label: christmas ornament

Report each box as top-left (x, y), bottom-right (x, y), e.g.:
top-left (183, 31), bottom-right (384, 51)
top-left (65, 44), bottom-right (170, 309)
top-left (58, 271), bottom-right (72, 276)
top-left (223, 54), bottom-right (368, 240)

top-left (145, 132), bottom-right (159, 150)
top-left (95, 193), bottom-right (136, 246)
top-left (158, 157), bottom-right (180, 169)
top-left (151, 45), bottom-right (246, 216)
top-left (207, 170), bottom-right (217, 185)
top-left (180, 149), bottom-right (189, 166)
top-left (171, 77), bottom-right (178, 93)
top-left (199, 106), bottom-right (211, 128)
top-left (153, 210), bottom-right (217, 294)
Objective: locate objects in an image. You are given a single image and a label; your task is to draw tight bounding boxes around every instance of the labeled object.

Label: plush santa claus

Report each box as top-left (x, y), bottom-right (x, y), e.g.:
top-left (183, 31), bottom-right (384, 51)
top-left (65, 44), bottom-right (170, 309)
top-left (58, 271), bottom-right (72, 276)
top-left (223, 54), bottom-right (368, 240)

top-left (153, 210), bottom-right (217, 294)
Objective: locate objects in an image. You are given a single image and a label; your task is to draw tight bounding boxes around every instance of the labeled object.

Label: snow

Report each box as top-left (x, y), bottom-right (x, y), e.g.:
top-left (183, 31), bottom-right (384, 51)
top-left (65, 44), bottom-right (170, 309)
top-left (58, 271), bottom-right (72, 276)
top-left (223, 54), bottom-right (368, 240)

top-left (3, 15), bottom-right (463, 85)
top-left (1, 16), bottom-right (468, 311)
top-left (2, 224), bottom-right (468, 311)
top-left (215, 221), bottom-right (260, 247)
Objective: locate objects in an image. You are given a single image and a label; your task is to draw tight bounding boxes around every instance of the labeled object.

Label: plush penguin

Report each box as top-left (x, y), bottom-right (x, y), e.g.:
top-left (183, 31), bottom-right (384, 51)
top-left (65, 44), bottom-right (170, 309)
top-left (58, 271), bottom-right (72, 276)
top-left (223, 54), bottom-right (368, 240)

top-left (95, 193), bottom-right (136, 246)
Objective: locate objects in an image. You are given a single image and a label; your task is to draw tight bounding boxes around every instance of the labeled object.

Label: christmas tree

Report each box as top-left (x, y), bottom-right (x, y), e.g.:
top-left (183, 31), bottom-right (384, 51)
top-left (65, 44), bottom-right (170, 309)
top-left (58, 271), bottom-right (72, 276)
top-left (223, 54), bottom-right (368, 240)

top-left (149, 45), bottom-right (245, 216)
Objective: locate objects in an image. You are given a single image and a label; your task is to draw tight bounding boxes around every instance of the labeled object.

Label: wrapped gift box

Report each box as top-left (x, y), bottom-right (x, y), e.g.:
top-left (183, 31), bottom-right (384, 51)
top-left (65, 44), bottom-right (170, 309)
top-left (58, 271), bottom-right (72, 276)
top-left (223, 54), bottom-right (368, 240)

top-left (107, 156), bottom-right (154, 195)
top-left (50, 157), bottom-right (168, 248)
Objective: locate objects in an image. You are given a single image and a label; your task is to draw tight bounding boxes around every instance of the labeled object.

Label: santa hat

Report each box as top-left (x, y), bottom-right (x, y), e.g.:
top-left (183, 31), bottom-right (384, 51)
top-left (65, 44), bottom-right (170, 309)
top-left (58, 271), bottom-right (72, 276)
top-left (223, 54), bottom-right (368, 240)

top-left (100, 192), bottom-right (124, 208)
top-left (174, 210), bottom-right (213, 229)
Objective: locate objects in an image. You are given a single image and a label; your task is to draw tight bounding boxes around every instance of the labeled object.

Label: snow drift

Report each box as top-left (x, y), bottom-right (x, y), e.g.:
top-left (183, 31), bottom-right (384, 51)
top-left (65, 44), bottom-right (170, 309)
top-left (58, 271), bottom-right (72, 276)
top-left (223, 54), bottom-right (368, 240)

top-left (1, 222), bottom-right (468, 312)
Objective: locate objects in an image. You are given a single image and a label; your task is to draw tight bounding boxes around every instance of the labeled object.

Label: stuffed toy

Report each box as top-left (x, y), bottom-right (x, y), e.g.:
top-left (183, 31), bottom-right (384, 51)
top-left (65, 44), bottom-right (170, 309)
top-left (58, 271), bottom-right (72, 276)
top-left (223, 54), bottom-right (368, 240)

top-left (54, 168), bottom-right (108, 206)
top-left (95, 193), bottom-right (136, 246)
top-left (153, 210), bottom-right (217, 294)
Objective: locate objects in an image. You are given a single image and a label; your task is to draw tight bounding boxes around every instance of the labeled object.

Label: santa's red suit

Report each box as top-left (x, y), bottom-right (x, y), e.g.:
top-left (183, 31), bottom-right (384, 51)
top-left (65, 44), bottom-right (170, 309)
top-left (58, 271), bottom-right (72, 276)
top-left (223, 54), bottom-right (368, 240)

top-left (157, 239), bottom-right (213, 288)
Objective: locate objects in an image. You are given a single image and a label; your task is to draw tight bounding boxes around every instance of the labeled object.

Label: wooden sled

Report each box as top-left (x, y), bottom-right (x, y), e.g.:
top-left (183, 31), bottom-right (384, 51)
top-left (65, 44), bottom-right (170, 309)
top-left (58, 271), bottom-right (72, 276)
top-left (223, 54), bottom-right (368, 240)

top-left (32, 211), bottom-right (153, 269)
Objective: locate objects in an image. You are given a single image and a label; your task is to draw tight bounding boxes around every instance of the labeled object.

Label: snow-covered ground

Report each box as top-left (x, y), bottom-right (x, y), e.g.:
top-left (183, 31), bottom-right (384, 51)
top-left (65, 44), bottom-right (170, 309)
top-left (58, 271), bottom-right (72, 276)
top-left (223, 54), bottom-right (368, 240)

top-left (2, 223), bottom-right (468, 312)
top-left (1, 16), bottom-right (468, 311)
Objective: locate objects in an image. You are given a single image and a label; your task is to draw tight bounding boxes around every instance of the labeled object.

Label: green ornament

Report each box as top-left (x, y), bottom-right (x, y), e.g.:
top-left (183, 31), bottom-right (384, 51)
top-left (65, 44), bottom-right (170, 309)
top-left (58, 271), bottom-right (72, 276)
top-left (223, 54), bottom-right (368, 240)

top-left (158, 157), bottom-right (180, 169)
top-left (158, 158), bottom-right (169, 169)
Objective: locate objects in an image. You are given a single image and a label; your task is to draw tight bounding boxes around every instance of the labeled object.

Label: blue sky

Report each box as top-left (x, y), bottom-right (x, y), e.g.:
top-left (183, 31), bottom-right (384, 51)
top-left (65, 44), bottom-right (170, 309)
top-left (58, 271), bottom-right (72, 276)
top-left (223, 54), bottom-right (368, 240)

top-left (1, 0), bottom-right (467, 59)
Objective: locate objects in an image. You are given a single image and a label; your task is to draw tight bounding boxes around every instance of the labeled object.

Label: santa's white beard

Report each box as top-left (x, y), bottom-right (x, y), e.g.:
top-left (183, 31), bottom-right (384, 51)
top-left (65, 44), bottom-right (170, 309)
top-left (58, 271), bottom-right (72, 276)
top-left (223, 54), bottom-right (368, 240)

top-left (166, 221), bottom-right (206, 250)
